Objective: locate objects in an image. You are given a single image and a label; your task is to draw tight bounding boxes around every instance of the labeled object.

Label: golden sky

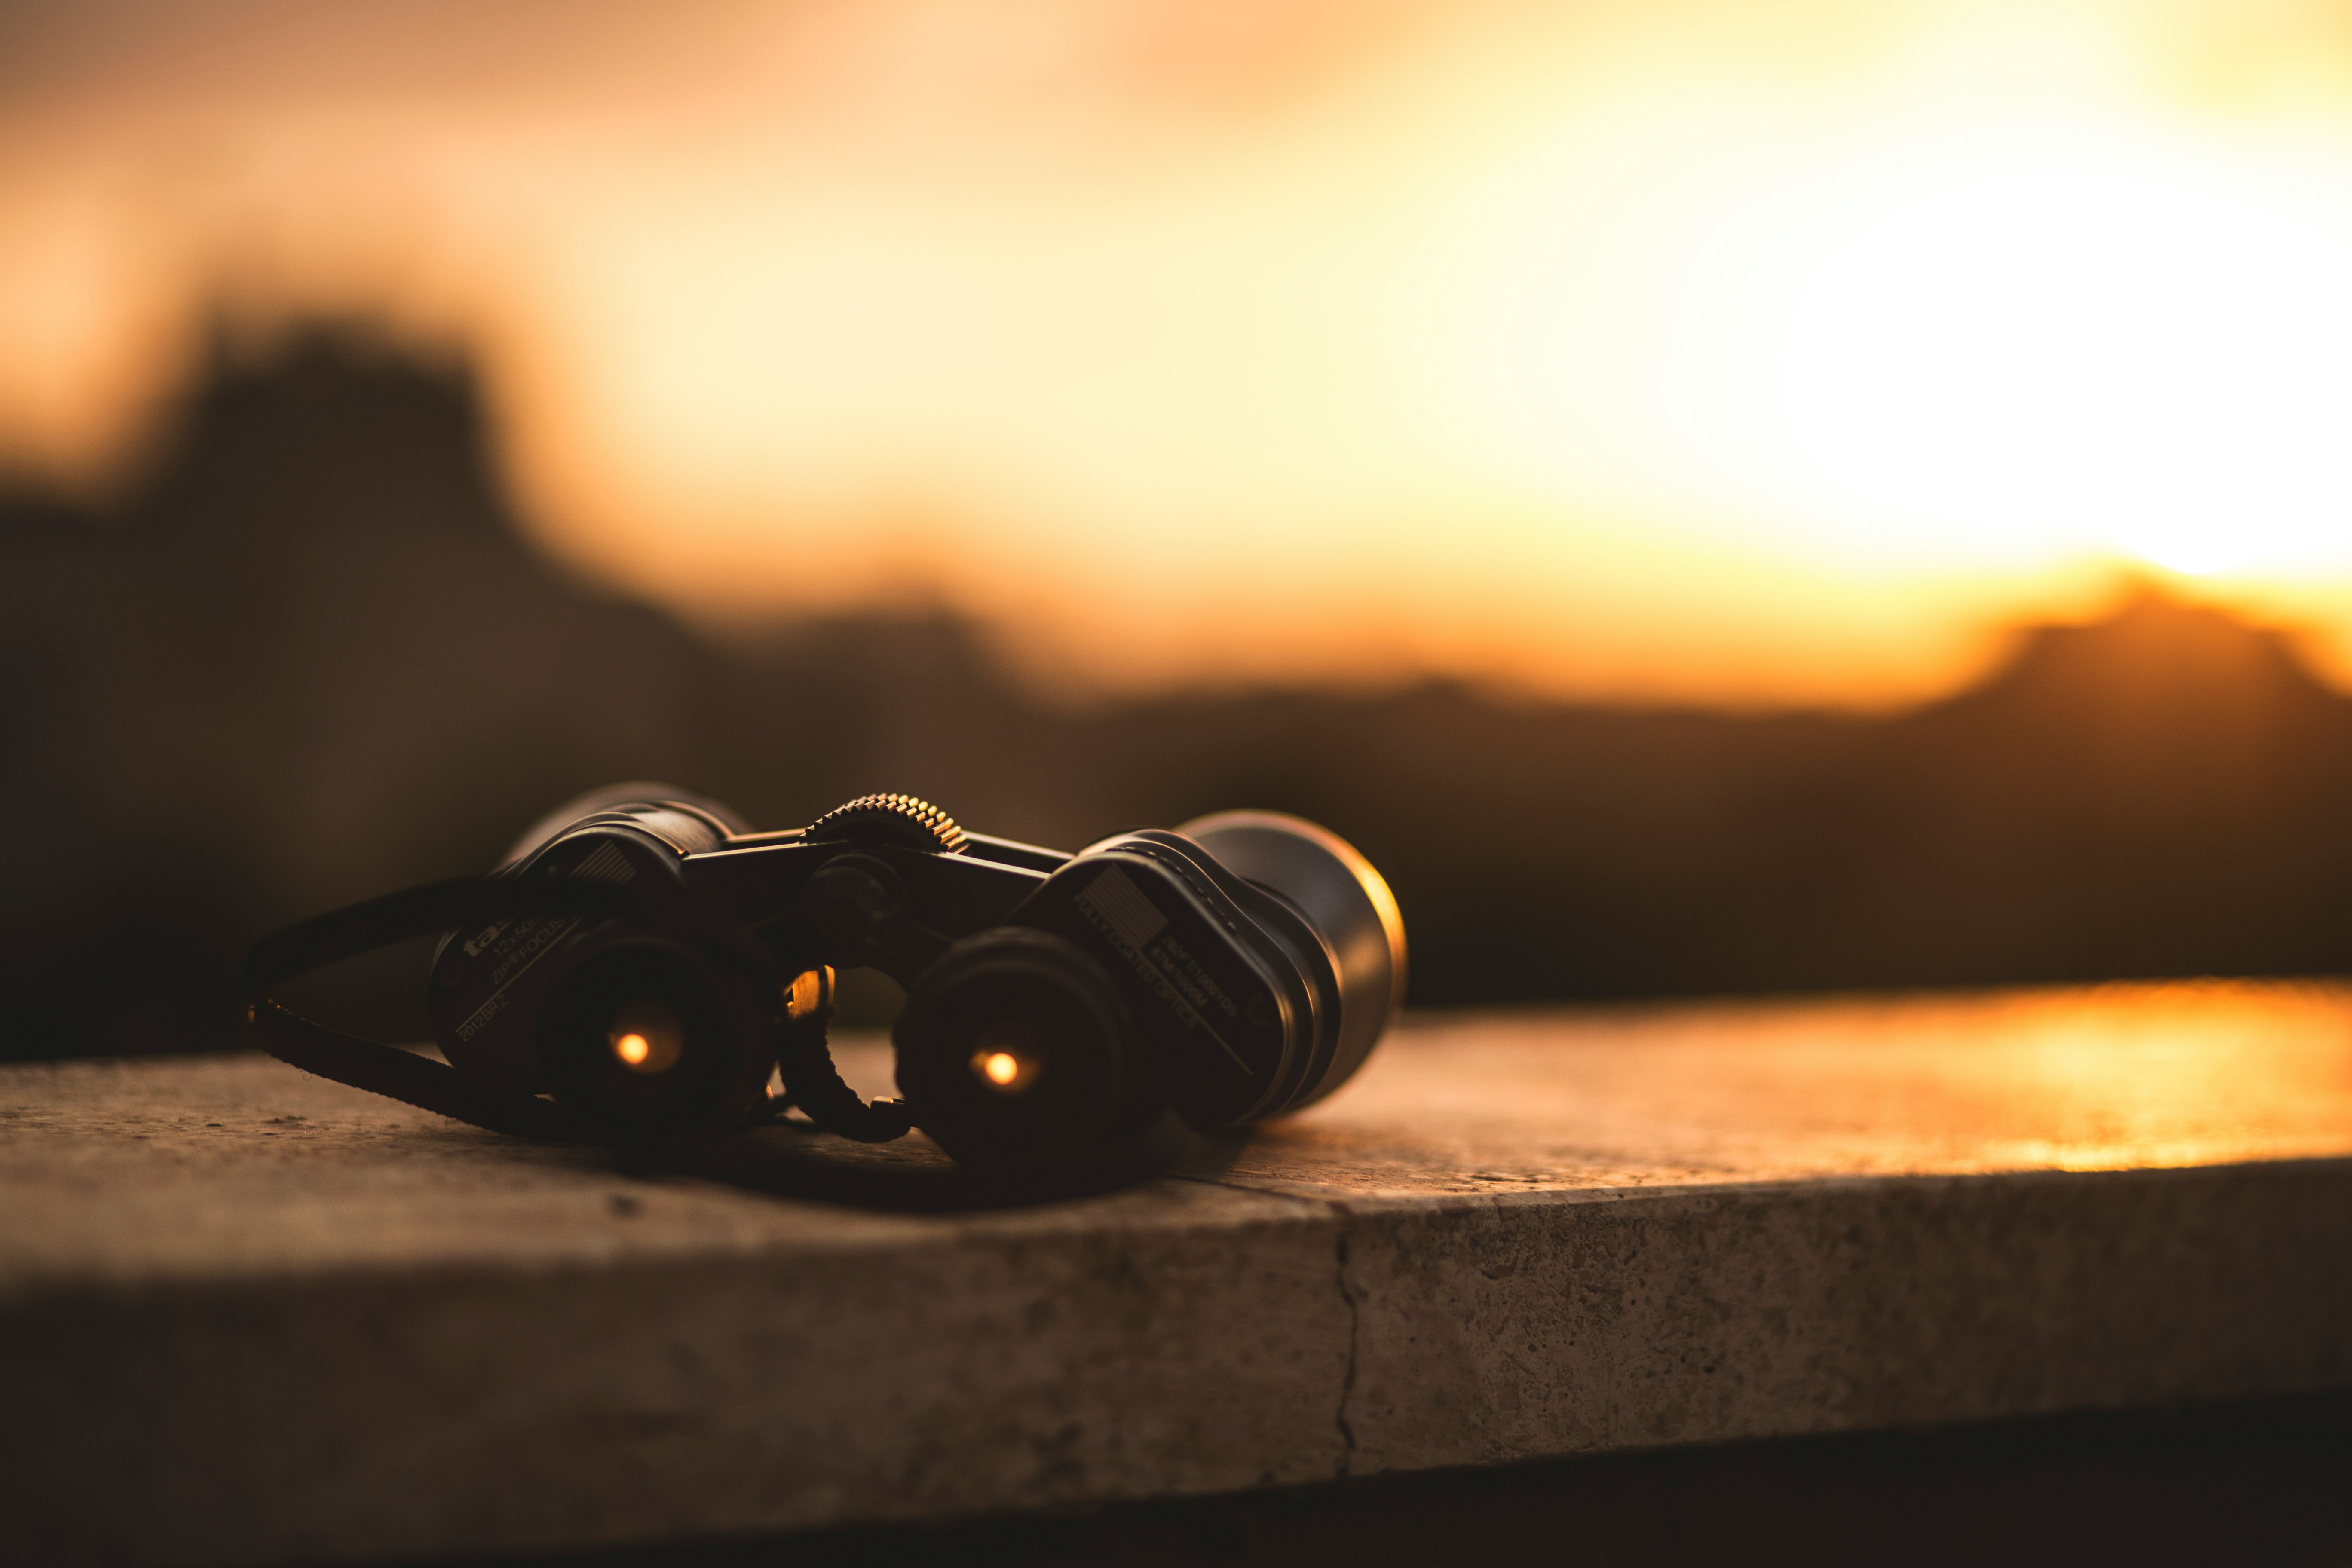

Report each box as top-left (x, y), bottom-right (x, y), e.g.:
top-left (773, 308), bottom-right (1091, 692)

top-left (10, 0), bottom-right (2352, 705)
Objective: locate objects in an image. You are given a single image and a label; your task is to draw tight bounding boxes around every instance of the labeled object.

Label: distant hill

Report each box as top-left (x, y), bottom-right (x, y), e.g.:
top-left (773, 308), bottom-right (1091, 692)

top-left (9, 330), bottom-right (2352, 1057)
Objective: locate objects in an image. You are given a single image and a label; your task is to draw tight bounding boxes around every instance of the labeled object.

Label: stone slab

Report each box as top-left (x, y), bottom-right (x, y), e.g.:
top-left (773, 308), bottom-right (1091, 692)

top-left (5, 980), bottom-right (2351, 1565)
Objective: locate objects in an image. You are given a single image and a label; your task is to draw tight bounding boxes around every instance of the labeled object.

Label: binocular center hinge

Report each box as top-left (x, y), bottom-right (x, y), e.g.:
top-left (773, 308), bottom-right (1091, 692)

top-left (791, 858), bottom-right (951, 986)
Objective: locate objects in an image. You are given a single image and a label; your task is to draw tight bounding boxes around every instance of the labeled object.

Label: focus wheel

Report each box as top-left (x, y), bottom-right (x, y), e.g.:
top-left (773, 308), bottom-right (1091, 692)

top-left (804, 793), bottom-right (968, 855)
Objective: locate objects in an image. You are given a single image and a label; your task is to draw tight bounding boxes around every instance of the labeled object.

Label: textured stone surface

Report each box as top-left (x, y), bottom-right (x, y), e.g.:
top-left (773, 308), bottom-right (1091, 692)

top-left (5, 980), bottom-right (2351, 1565)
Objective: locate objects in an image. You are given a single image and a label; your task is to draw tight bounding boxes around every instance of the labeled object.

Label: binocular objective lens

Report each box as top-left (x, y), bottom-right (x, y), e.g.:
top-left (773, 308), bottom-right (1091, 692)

top-left (969, 1020), bottom-right (1046, 1093)
top-left (1176, 811), bottom-right (1406, 1111)
top-left (607, 998), bottom-right (686, 1076)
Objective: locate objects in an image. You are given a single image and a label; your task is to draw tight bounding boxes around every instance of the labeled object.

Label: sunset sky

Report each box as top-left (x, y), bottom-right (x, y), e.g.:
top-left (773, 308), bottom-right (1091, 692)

top-left (9, 0), bottom-right (2352, 705)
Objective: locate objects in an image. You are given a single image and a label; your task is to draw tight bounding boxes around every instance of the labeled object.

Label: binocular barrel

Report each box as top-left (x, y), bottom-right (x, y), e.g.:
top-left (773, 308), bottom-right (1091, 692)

top-left (414, 789), bottom-right (1405, 1173)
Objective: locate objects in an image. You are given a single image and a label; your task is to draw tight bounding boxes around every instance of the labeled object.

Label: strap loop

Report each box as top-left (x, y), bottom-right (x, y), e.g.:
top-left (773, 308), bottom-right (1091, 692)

top-left (243, 875), bottom-right (631, 1143)
top-left (775, 966), bottom-right (913, 1143)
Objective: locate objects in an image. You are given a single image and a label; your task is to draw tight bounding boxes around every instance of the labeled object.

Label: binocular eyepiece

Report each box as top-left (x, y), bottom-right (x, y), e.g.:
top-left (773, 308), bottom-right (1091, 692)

top-left (310, 787), bottom-right (1409, 1178)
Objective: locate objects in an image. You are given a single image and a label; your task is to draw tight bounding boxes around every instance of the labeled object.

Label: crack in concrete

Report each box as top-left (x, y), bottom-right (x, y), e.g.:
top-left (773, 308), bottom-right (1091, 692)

top-left (1333, 1228), bottom-right (1360, 1479)
top-left (1169, 1173), bottom-right (1364, 1476)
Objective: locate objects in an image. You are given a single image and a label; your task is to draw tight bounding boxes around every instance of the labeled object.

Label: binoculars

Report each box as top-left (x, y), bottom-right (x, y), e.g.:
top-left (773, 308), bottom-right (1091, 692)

top-left (249, 787), bottom-right (1404, 1186)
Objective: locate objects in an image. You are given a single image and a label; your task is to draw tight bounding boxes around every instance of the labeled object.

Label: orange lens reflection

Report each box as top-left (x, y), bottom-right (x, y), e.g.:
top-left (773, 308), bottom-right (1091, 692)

top-left (607, 999), bottom-right (685, 1075)
top-left (968, 1023), bottom-right (1043, 1094)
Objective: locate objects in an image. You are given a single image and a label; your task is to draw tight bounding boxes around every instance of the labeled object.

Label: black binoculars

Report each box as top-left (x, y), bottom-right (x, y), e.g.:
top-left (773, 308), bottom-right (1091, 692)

top-left (248, 787), bottom-right (1404, 1187)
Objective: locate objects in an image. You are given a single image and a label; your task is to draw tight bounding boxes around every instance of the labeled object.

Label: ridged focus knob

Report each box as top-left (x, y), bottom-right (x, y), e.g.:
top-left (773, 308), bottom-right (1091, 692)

top-left (803, 793), bottom-right (968, 854)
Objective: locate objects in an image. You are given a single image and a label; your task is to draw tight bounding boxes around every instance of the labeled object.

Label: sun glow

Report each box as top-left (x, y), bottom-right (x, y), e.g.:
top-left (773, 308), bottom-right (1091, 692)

top-left (1430, 98), bottom-right (2352, 597)
top-left (1773, 127), bottom-right (2352, 581)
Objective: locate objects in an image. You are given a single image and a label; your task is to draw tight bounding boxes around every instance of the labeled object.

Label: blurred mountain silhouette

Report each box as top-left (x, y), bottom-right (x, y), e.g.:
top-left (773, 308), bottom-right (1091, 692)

top-left (8, 328), bottom-right (2352, 1058)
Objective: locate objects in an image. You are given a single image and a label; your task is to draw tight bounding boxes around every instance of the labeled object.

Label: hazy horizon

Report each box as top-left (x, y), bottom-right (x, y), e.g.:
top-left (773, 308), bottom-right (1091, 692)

top-left (12, 0), bottom-right (2352, 707)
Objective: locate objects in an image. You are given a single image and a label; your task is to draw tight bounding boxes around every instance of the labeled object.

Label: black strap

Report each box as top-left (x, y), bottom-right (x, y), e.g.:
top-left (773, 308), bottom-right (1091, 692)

top-left (244, 876), bottom-right (615, 1143)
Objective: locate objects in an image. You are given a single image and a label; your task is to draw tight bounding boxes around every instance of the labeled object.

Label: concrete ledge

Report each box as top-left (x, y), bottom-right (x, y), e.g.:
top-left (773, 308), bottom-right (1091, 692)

top-left (6, 981), bottom-right (2351, 1565)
